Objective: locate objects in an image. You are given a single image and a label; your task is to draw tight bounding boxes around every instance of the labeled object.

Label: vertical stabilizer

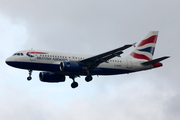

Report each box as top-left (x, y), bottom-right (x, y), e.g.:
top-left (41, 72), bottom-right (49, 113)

top-left (129, 31), bottom-right (159, 61)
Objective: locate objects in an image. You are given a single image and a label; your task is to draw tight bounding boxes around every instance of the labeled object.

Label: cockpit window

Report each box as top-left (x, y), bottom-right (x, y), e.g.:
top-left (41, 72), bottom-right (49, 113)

top-left (13, 53), bottom-right (17, 56)
top-left (13, 53), bottom-right (24, 56)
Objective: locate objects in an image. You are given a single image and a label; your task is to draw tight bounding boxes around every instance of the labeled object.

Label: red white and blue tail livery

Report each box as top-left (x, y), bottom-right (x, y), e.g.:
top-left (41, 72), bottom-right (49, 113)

top-left (130, 31), bottom-right (158, 61)
top-left (6, 31), bottom-right (169, 88)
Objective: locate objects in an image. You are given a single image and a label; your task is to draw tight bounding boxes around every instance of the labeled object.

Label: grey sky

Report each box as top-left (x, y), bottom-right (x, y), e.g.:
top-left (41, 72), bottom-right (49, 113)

top-left (0, 0), bottom-right (179, 120)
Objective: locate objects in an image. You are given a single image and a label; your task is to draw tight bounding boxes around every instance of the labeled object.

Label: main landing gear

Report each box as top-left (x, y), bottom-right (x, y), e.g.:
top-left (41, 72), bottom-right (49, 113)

top-left (69, 75), bottom-right (78, 89)
top-left (27, 69), bottom-right (32, 81)
top-left (69, 75), bottom-right (93, 89)
top-left (85, 75), bottom-right (93, 82)
top-left (85, 68), bottom-right (93, 82)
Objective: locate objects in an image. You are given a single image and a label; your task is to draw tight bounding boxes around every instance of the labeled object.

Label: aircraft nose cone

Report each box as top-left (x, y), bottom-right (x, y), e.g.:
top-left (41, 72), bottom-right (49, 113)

top-left (5, 57), bottom-right (14, 66)
top-left (5, 60), bottom-right (8, 65)
top-left (5, 57), bottom-right (21, 68)
top-left (5, 58), bottom-right (11, 65)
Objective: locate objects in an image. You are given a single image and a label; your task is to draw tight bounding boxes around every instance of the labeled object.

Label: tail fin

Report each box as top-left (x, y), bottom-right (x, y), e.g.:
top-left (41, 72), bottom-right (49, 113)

top-left (129, 31), bottom-right (159, 61)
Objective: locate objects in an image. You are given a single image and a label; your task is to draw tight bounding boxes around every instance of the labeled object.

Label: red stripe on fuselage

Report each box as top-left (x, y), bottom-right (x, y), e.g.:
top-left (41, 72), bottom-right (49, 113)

top-left (130, 52), bottom-right (151, 61)
top-left (138, 35), bottom-right (158, 47)
top-left (27, 52), bottom-right (48, 54)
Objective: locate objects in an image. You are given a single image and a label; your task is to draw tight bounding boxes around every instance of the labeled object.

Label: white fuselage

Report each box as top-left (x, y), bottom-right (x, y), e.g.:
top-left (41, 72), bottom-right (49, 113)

top-left (6, 50), bottom-right (153, 76)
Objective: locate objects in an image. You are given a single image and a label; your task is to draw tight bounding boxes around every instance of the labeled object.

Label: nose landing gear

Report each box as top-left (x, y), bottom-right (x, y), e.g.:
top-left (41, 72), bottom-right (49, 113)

top-left (27, 69), bottom-right (32, 81)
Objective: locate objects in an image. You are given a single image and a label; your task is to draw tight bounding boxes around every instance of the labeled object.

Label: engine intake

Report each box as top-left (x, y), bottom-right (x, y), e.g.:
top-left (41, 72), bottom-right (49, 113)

top-left (60, 62), bottom-right (84, 72)
top-left (39, 72), bottom-right (65, 83)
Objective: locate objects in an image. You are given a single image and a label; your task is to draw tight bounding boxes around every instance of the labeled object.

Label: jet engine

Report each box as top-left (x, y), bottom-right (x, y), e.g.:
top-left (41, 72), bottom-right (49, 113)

top-left (60, 62), bottom-right (84, 72)
top-left (39, 72), bottom-right (65, 82)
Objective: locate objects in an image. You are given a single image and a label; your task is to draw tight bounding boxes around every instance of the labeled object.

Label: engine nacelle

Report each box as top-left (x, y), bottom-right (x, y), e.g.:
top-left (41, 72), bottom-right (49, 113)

top-left (39, 72), bottom-right (65, 83)
top-left (60, 62), bottom-right (84, 72)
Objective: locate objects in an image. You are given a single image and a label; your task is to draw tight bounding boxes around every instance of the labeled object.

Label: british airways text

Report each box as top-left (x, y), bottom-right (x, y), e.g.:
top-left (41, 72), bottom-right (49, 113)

top-left (37, 57), bottom-right (68, 61)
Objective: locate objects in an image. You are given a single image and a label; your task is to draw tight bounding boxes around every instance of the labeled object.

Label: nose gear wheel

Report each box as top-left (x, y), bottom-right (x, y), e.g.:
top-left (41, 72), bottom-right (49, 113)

top-left (27, 69), bottom-right (32, 81)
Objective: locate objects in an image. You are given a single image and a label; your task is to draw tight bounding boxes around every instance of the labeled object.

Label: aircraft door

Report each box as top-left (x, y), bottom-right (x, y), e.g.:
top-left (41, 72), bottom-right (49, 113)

top-left (126, 58), bottom-right (132, 68)
top-left (29, 50), bottom-right (37, 61)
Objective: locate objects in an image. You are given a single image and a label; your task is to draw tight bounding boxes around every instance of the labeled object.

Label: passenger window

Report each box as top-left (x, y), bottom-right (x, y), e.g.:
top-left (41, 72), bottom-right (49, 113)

top-left (21, 53), bottom-right (23, 56)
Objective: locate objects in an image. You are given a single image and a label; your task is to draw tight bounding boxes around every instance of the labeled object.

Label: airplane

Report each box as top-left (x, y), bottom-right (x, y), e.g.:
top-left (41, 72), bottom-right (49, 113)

top-left (6, 31), bottom-right (169, 88)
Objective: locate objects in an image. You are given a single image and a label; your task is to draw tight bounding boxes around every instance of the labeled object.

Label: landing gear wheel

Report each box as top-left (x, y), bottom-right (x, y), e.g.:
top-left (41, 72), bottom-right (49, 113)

top-left (27, 69), bottom-right (32, 81)
top-left (27, 76), bottom-right (32, 81)
top-left (71, 82), bottom-right (78, 88)
top-left (85, 75), bottom-right (93, 82)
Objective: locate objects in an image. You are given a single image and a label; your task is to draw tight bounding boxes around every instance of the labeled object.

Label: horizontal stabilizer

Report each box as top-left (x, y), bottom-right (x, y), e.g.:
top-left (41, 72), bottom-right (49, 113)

top-left (141, 56), bottom-right (170, 65)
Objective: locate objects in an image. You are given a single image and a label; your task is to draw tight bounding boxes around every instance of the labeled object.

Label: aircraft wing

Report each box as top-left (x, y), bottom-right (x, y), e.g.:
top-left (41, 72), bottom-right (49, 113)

top-left (79, 43), bottom-right (135, 68)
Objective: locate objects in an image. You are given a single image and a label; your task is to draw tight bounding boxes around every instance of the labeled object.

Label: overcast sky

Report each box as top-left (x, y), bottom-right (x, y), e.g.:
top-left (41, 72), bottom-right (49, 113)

top-left (0, 0), bottom-right (179, 120)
